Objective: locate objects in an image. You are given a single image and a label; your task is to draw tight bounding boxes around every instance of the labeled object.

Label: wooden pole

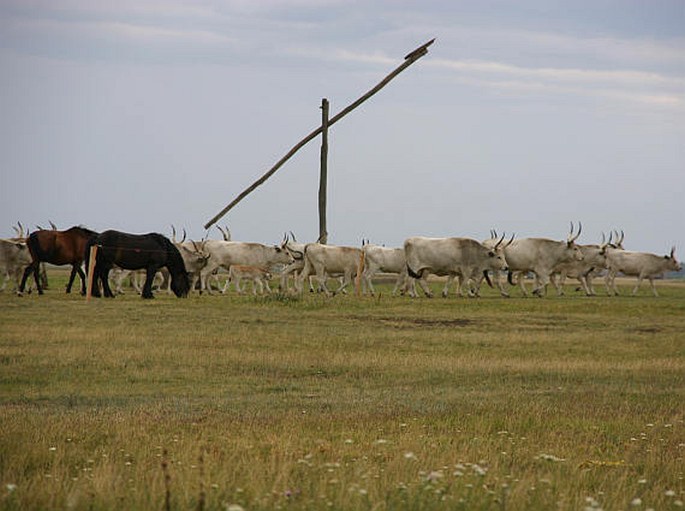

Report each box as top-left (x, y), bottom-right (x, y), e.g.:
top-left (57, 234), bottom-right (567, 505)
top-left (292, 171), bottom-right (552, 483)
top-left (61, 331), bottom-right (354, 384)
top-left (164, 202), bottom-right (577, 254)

top-left (86, 245), bottom-right (98, 301)
top-left (204, 39), bottom-right (435, 230)
top-left (318, 98), bottom-right (329, 244)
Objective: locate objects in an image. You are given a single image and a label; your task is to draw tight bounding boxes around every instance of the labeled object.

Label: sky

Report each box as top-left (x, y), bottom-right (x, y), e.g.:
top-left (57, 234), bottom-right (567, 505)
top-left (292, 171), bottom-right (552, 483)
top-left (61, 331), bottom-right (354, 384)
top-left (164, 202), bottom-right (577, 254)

top-left (1, 0), bottom-right (683, 254)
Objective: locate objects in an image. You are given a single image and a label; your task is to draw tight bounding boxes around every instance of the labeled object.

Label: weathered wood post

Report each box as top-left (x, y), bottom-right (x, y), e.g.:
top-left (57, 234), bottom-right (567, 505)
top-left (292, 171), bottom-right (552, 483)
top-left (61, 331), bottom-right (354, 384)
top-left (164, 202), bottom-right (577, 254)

top-left (318, 98), bottom-right (330, 244)
top-left (86, 244), bottom-right (98, 301)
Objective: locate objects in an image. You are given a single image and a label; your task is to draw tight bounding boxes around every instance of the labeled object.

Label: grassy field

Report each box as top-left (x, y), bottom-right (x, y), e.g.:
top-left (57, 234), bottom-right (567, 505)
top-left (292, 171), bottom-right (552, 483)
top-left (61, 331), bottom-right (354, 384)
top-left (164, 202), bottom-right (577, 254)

top-left (1, 272), bottom-right (684, 510)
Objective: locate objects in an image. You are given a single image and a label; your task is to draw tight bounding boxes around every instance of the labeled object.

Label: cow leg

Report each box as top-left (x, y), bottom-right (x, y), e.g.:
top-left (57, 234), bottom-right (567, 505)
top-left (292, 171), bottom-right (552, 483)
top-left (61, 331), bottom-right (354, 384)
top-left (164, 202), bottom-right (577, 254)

top-left (605, 270), bottom-right (619, 296)
top-left (362, 266), bottom-right (376, 296)
top-left (631, 274), bottom-right (644, 296)
top-left (532, 274), bottom-right (548, 297)
top-left (413, 270), bottom-right (433, 298)
top-left (550, 273), bottom-right (564, 296)
top-left (253, 278), bottom-right (263, 295)
top-left (648, 277), bottom-right (659, 297)
top-left (333, 271), bottom-right (353, 296)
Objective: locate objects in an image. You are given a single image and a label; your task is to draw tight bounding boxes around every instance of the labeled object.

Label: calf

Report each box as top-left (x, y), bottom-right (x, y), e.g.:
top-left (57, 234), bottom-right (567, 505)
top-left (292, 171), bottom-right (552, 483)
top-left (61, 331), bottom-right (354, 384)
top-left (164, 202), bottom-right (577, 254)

top-left (224, 265), bottom-right (272, 295)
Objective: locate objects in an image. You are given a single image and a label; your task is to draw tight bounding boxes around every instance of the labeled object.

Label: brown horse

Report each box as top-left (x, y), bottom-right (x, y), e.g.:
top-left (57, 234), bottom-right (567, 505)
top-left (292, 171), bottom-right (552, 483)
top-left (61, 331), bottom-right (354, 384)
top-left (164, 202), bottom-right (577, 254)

top-left (19, 226), bottom-right (99, 295)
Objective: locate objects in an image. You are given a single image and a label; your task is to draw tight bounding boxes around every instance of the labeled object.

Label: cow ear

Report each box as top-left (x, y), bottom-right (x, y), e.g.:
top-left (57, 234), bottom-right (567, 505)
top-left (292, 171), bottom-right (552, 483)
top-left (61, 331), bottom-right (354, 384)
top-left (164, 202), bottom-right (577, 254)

top-left (488, 251), bottom-right (495, 257)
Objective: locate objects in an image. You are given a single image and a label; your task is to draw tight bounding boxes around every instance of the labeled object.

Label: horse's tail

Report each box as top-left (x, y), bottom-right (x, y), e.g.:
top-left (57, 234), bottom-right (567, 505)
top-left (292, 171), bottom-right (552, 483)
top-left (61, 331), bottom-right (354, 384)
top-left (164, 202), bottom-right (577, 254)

top-left (161, 236), bottom-right (190, 297)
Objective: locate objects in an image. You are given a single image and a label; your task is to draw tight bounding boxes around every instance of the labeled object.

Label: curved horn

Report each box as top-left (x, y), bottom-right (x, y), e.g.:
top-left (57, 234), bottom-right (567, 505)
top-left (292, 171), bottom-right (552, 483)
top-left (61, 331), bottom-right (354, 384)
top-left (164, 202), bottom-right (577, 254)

top-left (171, 225), bottom-right (177, 243)
top-left (36, 224), bottom-right (44, 231)
top-left (494, 232), bottom-right (506, 249)
top-left (181, 228), bottom-right (187, 244)
top-left (671, 246), bottom-right (676, 259)
top-left (505, 233), bottom-right (515, 247)
top-left (49, 220), bottom-right (57, 230)
top-left (573, 221), bottom-right (582, 242)
top-left (567, 221), bottom-right (575, 242)
top-left (223, 225), bottom-right (231, 241)
top-left (289, 231), bottom-right (297, 242)
top-left (17, 221), bottom-right (25, 238)
top-left (619, 229), bottom-right (624, 246)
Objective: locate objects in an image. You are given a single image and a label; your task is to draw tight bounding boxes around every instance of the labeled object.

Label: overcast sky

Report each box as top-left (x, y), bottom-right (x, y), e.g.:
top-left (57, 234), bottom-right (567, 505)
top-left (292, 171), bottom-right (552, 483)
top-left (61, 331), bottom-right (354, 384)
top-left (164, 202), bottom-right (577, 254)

top-left (1, 0), bottom-right (683, 254)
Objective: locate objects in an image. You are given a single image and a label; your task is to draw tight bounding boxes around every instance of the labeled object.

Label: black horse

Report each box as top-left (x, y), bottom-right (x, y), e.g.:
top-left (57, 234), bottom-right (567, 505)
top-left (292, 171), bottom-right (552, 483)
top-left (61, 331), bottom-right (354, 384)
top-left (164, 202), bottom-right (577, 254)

top-left (86, 230), bottom-right (190, 299)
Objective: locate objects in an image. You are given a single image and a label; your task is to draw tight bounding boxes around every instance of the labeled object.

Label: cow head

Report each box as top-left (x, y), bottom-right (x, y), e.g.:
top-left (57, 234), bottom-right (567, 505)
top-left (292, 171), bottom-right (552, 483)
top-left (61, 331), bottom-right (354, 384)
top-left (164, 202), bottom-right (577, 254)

top-left (280, 233), bottom-right (304, 261)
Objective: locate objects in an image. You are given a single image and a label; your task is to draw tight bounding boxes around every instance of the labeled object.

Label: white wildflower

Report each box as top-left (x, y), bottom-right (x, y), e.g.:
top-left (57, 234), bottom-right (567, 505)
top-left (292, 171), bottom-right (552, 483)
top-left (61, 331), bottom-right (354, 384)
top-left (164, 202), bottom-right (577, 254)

top-left (631, 498), bottom-right (642, 506)
top-left (6, 484), bottom-right (17, 492)
top-left (666, 490), bottom-right (676, 497)
top-left (403, 452), bottom-right (417, 460)
top-left (425, 471), bottom-right (444, 483)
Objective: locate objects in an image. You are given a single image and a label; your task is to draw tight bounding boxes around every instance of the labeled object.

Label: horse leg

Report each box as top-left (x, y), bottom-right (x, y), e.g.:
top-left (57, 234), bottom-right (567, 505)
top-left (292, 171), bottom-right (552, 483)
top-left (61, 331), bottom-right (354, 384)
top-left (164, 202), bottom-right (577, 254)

top-left (19, 263), bottom-right (35, 295)
top-left (100, 267), bottom-right (115, 298)
top-left (76, 265), bottom-right (87, 295)
top-left (65, 265), bottom-right (78, 293)
top-left (141, 268), bottom-right (157, 299)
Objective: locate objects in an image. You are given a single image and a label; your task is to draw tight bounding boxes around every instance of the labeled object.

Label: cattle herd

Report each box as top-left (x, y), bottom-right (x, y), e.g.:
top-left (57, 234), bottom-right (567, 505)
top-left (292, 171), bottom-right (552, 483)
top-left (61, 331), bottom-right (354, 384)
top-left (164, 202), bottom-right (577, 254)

top-left (0, 221), bottom-right (681, 299)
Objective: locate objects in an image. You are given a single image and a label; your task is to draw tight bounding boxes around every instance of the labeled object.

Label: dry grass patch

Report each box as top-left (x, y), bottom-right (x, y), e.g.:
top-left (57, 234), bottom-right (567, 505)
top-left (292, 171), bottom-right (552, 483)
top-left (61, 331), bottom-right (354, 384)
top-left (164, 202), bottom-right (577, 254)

top-left (1, 274), bottom-right (684, 510)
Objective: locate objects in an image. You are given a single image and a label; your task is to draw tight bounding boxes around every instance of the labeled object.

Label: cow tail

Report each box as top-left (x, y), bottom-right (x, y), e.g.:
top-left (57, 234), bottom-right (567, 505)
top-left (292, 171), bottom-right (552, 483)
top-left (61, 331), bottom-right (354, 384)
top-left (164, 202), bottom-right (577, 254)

top-left (483, 270), bottom-right (493, 288)
top-left (406, 264), bottom-right (421, 279)
top-left (507, 270), bottom-right (515, 286)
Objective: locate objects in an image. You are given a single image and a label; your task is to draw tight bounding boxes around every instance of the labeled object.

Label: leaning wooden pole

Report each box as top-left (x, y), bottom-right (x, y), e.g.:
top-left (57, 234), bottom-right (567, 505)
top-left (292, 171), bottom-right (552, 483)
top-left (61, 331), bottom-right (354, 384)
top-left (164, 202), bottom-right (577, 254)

top-left (318, 98), bottom-right (330, 245)
top-left (204, 38), bottom-right (435, 230)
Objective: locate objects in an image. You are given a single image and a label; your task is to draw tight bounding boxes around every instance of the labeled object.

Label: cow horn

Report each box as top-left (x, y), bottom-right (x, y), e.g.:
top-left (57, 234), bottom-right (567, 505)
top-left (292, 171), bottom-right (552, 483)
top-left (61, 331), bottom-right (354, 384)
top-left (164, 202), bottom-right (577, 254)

top-left (180, 228), bottom-right (186, 243)
top-left (619, 230), bottom-right (624, 246)
top-left (223, 225), bottom-right (231, 241)
top-left (671, 246), bottom-right (676, 259)
top-left (49, 220), bottom-right (57, 230)
top-left (36, 224), bottom-right (44, 231)
top-left (506, 233), bottom-right (515, 247)
top-left (568, 221), bottom-right (581, 243)
top-left (17, 221), bottom-right (25, 238)
top-left (494, 232), bottom-right (506, 249)
top-left (289, 231), bottom-right (297, 242)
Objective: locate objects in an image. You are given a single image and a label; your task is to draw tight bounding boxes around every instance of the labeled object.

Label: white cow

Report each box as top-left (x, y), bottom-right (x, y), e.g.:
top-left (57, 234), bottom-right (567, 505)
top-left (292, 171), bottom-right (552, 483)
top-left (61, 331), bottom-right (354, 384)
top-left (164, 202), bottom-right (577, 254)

top-left (294, 243), bottom-right (362, 296)
top-left (404, 236), bottom-right (508, 298)
top-left (361, 242), bottom-right (411, 296)
top-left (200, 240), bottom-right (292, 294)
top-left (0, 239), bottom-right (33, 294)
top-left (605, 246), bottom-right (681, 296)
top-left (503, 223), bottom-right (584, 297)
top-left (551, 236), bottom-right (610, 296)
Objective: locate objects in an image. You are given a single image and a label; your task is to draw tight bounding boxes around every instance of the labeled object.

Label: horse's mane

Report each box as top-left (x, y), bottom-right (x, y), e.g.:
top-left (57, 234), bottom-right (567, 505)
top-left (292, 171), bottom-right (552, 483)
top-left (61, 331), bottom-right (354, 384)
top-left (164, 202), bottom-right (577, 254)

top-left (67, 225), bottom-right (99, 238)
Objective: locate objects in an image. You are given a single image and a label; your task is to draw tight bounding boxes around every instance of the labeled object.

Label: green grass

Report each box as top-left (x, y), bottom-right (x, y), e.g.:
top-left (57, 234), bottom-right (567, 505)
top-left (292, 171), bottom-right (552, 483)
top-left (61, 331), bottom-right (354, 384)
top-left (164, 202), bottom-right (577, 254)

top-left (1, 273), bottom-right (684, 510)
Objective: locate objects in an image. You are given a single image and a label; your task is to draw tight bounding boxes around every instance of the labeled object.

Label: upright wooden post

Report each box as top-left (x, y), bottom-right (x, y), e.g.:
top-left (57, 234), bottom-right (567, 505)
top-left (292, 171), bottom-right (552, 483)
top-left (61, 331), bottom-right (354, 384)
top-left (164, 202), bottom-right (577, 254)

top-left (318, 98), bottom-right (330, 244)
top-left (86, 245), bottom-right (98, 301)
